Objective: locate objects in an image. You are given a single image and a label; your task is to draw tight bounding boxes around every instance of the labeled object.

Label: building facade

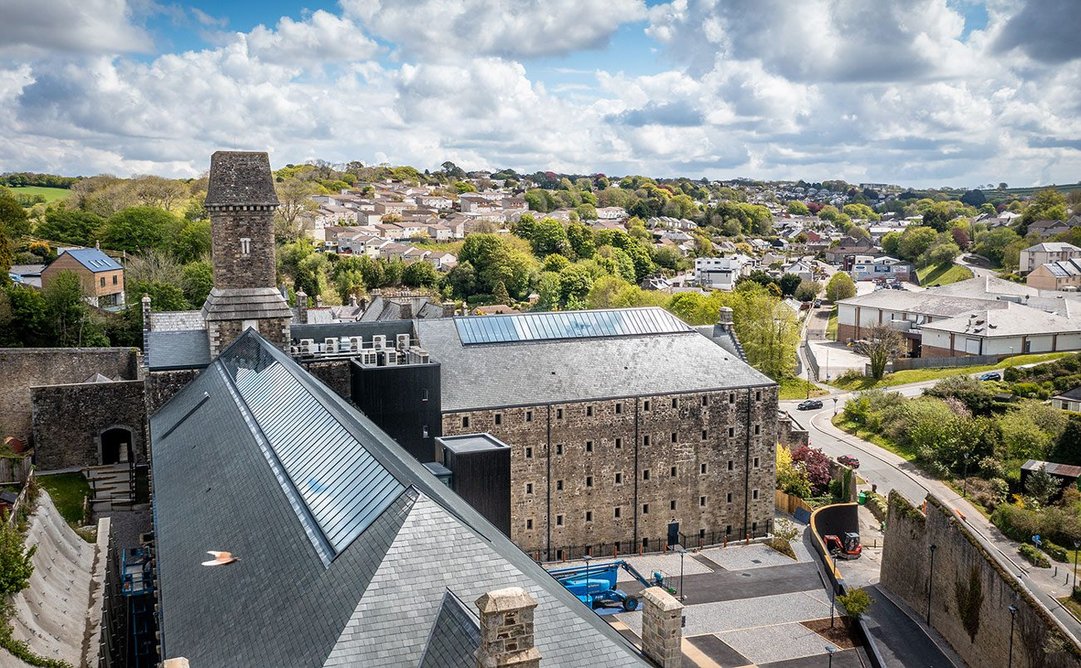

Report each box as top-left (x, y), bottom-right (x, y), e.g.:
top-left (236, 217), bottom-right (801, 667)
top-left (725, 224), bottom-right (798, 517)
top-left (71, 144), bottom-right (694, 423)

top-left (41, 247), bottom-right (125, 307)
top-left (1020, 242), bottom-right (1081, 275)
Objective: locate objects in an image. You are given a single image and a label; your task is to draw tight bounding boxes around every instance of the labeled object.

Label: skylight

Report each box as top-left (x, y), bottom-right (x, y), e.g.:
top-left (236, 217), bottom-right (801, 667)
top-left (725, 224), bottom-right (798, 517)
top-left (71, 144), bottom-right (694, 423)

top-left (455, 307), bottom-right (691, 345)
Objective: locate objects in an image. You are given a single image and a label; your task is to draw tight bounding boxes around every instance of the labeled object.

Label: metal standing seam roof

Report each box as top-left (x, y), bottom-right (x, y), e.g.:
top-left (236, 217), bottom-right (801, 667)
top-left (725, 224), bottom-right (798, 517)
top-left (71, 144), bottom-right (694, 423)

top-left (454, 307), bottom-right (692, 345)
top-left (59, 248), bottom-right (122, 273)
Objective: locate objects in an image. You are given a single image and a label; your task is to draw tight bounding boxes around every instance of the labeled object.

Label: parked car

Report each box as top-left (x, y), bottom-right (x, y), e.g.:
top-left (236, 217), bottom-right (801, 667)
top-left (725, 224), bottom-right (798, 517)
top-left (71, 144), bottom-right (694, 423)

top-left (837, 455), bottom-right (860, 469)
top-left (813, 299), bottom-right (822, 308)
top-left (797, 399), bottom-right (824, 410)
top-left (978, 371), bottom-right (1002, 381)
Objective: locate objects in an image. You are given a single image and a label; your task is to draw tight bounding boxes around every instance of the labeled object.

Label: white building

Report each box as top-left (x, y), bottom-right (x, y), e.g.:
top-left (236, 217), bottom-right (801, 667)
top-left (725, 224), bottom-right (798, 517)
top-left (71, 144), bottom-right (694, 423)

top-left (695, 256), bottom-right (747, 290)
top-left (1020, 242), bottom-right (1081, 275)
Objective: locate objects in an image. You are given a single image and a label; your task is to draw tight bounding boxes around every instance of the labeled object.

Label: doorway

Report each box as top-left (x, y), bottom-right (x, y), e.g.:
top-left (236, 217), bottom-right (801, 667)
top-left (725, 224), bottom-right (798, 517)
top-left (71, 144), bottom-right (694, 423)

top-left (100, 427), bottom-right (132, 465)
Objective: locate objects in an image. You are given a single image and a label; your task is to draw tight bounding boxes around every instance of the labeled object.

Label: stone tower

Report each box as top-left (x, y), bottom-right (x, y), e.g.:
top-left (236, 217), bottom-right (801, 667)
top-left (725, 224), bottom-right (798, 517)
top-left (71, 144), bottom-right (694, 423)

top-left (202, 151), bottom-right (293, 356)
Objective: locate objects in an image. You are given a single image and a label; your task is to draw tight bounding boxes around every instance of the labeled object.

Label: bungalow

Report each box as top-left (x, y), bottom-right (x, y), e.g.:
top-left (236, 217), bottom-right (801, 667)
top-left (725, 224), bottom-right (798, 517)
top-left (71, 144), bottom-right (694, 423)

top-left (428, 252), bottom-right (458, 271)
top-left (1052, 386), bottom-right (1081, 412)
top-left (41, 247), bottom-right (125, 308)
top-left (1028, 219), bottom-right (1075, 236)
top-left (850, 255), bottom-right (914, 283)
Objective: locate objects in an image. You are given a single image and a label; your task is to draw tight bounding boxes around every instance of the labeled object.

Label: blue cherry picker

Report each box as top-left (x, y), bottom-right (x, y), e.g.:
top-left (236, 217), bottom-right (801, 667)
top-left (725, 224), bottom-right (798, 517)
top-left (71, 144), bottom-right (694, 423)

top-left (547, 560), bottom-right (668, 611)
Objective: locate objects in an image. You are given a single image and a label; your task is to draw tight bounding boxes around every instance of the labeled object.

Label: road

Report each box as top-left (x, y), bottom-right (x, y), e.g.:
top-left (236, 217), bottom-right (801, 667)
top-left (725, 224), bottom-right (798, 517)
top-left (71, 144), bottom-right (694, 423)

top-left (782, 381), bottom-right (1081, 641)
top-left (954, 254), bottom-right (997, 279)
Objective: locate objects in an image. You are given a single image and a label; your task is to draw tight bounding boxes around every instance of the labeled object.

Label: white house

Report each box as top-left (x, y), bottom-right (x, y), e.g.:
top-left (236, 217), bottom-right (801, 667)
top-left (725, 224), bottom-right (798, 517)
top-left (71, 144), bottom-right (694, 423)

top-left (695, 256), bottom-right (747, 291)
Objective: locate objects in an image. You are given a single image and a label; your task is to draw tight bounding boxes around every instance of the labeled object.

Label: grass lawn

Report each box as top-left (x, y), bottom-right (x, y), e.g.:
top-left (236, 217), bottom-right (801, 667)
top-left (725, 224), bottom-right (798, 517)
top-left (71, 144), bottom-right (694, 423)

top-left (826, 306), bottom-right (838, 341)
top-left (916, 262), bottom-right (974, 287)
top-left (8, 185), bottom-right (71, 205)
top-left (36, 473), bottom-right (90, 525)
top-left (779, 376), bottom-right (829, 400)
top-left (831, 414), bottom-right (918, 462)
top-left (828, 351), bottom-right (1071, 391)
top-left (1060, 596), bottom-right (1081, 623)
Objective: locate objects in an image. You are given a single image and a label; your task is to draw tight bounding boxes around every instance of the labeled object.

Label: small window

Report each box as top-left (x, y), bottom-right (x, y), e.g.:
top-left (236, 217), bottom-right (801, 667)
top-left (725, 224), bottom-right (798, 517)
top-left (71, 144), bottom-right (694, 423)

top-left (586, 476), bottom-right (593, 488)
top-left (643, 469), bottom-right (650, 481)
top-left (752, 521), bottom-right (758, 532)
top-left (556, 515), bottom-right (564, 527)
top-left (494, 413), bottom-right (502, 425)
top-left (586, 405), bottom-right (594, 417)
top-left (615, 472), bottom-right (622, 484)
top-left (671, 432), bottom-right (677, 443)
top-left (700, 463), bottom-right (707, 474)
top-left (754, 424), bottom-right (760, 435)
top-left (556, 443), bottom-right (564, 455)
top-left (462, 416), bottom-right (470, 428)
top-left (556, 408), bottom-right (563, 419)
top-left (112, 275), bottom-right (118, 285)
top-left (615, 402), bottom-right (623, 414)
top-left (753, 456), bottom-right (760, 468)
top-left (526, 518), bottom-right (533, 529)
top-left (670, 466), bottom-right (677, 477)
top-left (615, 438), bottom-right (622, 449)
top-left (614, 507), bottom-right (621, 518)
top-left (729, 392), bottom-right (736, 404)
top-left (643, 537), bottom-right (650, 549)
top-left (585, 440), bottom-right (593, 453)
top-left (240, 237), bottom-right (251, 255)
top-left (642, 504), bottom-right (650, 515)
top-left (99, 277), bottom-right (106, 287)
top-left (526, 410), bottom-right (533, 422)
top-left (699, 496), bottom-right (706, 507)
top-left (671, 398), bottom-right (678, 409)
top-left (643, 400), bottom-right (651, 411)
top-left (726, 492), bottom-right (733, 503)
top-left (669, 500), bottom-right (676, 510)
top-left (556, 480), bottom-right (564, 491)
top-left (727, 460), bottom-right (734, 471)
top-left (643, 435), bottom-right (650, 446)
top-left (752, 489), bottom-right (759, 500)
top-left (421, 389), bottom-right (429, 402)
top-left (699, 528), bottom-right (706, 538)
top-left (701, 430), bottom-right (708, 440)
top-left (728, 427), bottom-right (735, 438)
top-left (726, 525), bottom-right (732, 535)
top-left (585, 511), bottom-right (593, 522)
top-left (756, 390), bottom-right (761, 401)
top-left (526, 483), bottom-right (533, 494)
top-left (557, 549), bottom-right (565, 560)
top-left (701, 395), bottom-right (708, 406)
top-left (525, 446), bottom-right (533, 459)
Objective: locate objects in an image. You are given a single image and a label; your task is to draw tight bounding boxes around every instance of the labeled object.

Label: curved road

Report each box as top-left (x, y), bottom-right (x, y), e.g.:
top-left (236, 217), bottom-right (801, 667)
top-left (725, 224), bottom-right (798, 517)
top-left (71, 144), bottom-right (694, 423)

top-left (782, 385), bottom-right (1081, 641)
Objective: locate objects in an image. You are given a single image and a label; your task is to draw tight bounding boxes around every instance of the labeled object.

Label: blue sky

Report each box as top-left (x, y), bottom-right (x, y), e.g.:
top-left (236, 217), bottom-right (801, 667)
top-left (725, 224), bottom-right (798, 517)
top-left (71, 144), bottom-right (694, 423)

top-left (0, 0), bottom-right (1079, 187)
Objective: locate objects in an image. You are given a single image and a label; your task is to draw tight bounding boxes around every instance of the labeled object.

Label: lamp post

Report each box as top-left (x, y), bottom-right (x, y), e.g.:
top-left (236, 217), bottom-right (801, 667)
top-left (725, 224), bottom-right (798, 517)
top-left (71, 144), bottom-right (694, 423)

top-left (674, 544), bottom-right (686, 602)
top-left (927, 544), bottom-right (937, 625)
top-left (583, 554), bottom-right (592, 609)
top-left (1007, 604), bottom-right (1018, 668)
top-left (1074, 540), bottom-right (1080, 590)
top-left (962, 453), bottom-right (970, 498)
top-left (830, 585), bottom-right (836, 628)
top-left (826, 645), bottom-right (837, 668)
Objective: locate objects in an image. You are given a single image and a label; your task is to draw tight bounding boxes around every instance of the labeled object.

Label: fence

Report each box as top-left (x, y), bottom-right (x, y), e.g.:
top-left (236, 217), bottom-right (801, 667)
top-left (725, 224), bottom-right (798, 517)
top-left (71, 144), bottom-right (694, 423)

top-left (881, 354), bottom-right (999, 373)
top-left (0, 455), bottom-right (32, 484)
top-left (4, 467), bottom-right (35, 527)
top-left (802, 341), bottom-right (821, 381)
top-left (538, 522), bottom-right (775, 563)
top-left (775, 490), bottom-right (815, 523)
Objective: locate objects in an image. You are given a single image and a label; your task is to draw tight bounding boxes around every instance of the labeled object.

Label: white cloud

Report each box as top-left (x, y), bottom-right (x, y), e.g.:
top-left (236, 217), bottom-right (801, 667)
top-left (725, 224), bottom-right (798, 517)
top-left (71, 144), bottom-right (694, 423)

top-left (342, 0), bottom-right (646, 59)
top-left (245, 10), bottom-right (378, 65)
top-left (0, 0), bottom-right (153, 58)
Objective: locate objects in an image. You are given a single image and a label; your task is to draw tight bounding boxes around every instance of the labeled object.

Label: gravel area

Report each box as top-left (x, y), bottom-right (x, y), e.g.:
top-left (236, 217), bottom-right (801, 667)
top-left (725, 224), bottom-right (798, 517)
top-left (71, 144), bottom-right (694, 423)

top-left (615, 589), bottom-right (831, 637)
top-left (700, 542), bottom-right (811, 571)
top-left (720, 621), bottom-right (841, 665)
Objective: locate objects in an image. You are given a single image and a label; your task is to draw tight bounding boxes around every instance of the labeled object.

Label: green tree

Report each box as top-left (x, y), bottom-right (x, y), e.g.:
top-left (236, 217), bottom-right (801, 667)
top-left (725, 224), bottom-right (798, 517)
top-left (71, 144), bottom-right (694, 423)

top-left (0, 521), bottom-right (35, 596)
top-left (101, 206), bottom-right (182, 253)
top-left (558, 264), bottom-right (593, 309)
top-left (1024, 465), bottom-right (1062, 506)
top-left (274, 178), bottom-right (319, 242)
top-left (838, 587), bottom-right (873, 620)
top-left (402, 261), bottom-right (439, 288)
top-left (172, 219), bottom-right (211, 264)
top-left (566, 222), bottom-right (595, 259)
top-left (180, 261), bottom-right (214, 308)
top-left (1021, 188), bottom-right (1068, 231)
top-left (491, 280), bottom-right (511, 305)
top-left (786, 201), bottom-right (810, 215)
top-left (0, 188), bottom-right (30, 238)
top-left (43, 270), bottom-right (107, 347)
top-left (0, 283), bottom-right (48, 346)
top-left (779, 273), bottom-right (802, 296)
top-left (445, 261), bottom-right (476, 298)
top-left (853, 325), bottom-right (905, 379)
top-left (528, 218), bottom-right (569, 257)
top-left (825, 272), bottom-right (856, 302)
top-left (794, 280), bottom-right (820, 302)
top-left (35, 208), bottom-right (105, 246)
top-left (896, 226), bottom-right (938, 262)
top-left (973, 227), bottom-right (1021, 266)
top-left (843, 203), bottom-right (880, 221)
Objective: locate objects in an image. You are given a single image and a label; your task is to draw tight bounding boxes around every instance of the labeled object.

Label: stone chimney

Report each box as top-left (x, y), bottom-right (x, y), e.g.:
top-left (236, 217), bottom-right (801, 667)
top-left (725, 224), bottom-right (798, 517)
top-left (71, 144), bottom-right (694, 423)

top-left (641, 587), bottom-right (683, 668)
top-left (475, 587), bottom-right (541, 668)
top-left (399, 302), bottom-right (413, 320)
top-left (717, 306), bottom-right (734, 330)
top-left (349, 294), bottom-right (358, 308)
top-left (296, 290), bottom-right (308, 324)
top-left (315, 294), bottom-right (323, 308)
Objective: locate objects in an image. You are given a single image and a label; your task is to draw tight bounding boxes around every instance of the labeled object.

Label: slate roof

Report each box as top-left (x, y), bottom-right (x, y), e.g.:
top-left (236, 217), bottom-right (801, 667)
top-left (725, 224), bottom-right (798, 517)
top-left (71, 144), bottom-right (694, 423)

top-left (1054, 386), bottom-right (1081, 402)
top-left (836, 289), bottom-right (1011, 318)
top-left (1025, 242), bottom-right (1081, 253)
top-left (417, 308), bottom-right (774, 412)
top-left (145, 330), bottom-right (211, 371)
top-left (151, 330), bottom-right (645, 667)
top-left (58, 248), bottom-right (122, 273)
top-left (919, 302), bottom-right (1081, 337)
top-left (418, 593), bottom-right (480, 668)
top-left (205, 151), bottom-right (279, 207)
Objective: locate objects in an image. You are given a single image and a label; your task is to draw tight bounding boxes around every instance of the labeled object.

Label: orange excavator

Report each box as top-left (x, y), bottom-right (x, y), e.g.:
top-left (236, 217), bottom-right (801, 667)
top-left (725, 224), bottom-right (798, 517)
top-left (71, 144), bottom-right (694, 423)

top-left (824, 532), bottom-right (862, 559)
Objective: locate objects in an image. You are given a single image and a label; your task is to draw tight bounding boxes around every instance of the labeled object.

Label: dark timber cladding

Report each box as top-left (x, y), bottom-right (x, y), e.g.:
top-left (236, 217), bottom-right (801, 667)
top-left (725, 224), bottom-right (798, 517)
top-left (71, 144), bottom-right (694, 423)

top-left (351, 359), bottom-right (442, 462)
top-left (436, 434), bottom-right (512, 537)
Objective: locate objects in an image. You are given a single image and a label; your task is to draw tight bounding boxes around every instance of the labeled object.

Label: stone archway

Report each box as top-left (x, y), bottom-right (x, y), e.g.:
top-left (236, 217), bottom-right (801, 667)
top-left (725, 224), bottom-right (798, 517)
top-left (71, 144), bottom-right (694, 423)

top-left (100, 427), bottom-right (133, 466)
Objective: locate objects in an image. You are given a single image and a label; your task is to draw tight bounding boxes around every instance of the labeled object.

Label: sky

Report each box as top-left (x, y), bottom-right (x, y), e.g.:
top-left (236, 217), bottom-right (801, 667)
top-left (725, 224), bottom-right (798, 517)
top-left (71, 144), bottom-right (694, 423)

top-left (0, 0), bottom-right (1079, 188)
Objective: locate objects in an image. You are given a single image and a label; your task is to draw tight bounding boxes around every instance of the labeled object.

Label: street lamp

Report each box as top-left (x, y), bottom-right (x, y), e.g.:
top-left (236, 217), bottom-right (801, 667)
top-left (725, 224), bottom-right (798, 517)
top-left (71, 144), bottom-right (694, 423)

top-left (927, 544), bottom-right (938, 625)
top-left (583, 554), bottom-right (592, 609)
top-left (673, 544), bottom-right (686, 602)
top-left (1007, 604), bottom-right (1018, 668)
top-left (1073, 540), bottom-right (1080, 590)
top-left (962, 454), bottom-right (970, 498)
top-left (830, 584), bottom-right (837, 628)
top-left (826, 645), bottom-right (837, 668)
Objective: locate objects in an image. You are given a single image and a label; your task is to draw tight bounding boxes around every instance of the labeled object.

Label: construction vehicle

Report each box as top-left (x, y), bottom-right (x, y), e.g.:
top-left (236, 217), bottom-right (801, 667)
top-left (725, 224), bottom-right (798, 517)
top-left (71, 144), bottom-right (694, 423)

top-left (824, 532), bottom-right (862, 560)
top-left (548, 560), bottom-right (667, 611)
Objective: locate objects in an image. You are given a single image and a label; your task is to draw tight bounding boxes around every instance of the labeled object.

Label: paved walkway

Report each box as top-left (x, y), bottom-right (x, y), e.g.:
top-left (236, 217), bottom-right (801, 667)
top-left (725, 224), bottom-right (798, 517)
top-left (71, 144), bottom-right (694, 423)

top-left (862, 585), bottom-right (963, 667)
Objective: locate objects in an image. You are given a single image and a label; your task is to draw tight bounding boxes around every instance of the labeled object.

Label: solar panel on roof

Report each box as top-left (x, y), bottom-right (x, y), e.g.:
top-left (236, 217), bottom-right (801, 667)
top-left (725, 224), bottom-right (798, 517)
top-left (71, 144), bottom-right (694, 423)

top-left (455, 308), bottom-right (691, 345)
top-left (219, 337), bottom-right (404, 562)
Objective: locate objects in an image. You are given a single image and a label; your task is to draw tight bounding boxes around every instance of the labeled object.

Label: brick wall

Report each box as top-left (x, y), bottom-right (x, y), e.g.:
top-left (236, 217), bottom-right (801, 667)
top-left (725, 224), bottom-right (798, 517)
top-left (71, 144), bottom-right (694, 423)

top-left (441, 385), bottom-right (777, 560)
top-left (920, 344), bottom-right (957, 358)
top-left (31, 380), bottom-right (147, 469)
top-left (881, 492), bottom-right (1081, 668)
top-left (0, 348), bottom-right (141, 446)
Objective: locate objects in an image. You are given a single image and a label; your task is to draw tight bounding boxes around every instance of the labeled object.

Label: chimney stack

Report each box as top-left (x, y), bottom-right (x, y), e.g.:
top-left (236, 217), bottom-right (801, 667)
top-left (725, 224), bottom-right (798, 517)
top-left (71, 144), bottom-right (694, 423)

top-left (399, 302), bottom-right (413, 320)
top-left (475, 587), bottom-right (541, 668)
top-left (717, 306), bottom-right (734, 330)
top-left (349, 294), bottom-right (358, 308)
top-left (315, 294), bottom-right (323, 308)
top-left (641, 586), bottom-right (683, 667)
top-left (296, 290), bottom-right (308, 324)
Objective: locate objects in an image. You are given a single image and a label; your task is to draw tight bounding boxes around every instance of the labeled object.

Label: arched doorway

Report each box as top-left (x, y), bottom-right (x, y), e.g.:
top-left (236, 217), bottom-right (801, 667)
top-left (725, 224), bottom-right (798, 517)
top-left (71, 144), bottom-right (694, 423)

top-left (100, 427), bottom-right (133, 465)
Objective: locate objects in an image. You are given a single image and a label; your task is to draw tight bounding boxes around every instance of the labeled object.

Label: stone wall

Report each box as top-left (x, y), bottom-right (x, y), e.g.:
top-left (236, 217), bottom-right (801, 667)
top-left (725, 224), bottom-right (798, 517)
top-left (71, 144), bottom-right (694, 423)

top-left (0, 348), bottom-right (141, 446)
top-left (301, 359), bottom-right (352, 401)
top-left (881, 492), bottom-right (1081, 668)
top-left (207, 315), bottom-right (291, 356)
top-left (778, 412), bottom-right (809, 449)
top-left (31, 380), bottom-right (147, 469)
top-left (146, 369), bottom-right (202, 415)
top-left (441, 386), bottom-right (778, 560)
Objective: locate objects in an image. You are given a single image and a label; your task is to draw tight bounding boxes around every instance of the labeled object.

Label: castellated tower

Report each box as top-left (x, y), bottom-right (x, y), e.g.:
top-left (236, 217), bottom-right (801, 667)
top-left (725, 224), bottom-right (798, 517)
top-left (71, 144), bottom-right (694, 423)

top-left (202, 151), bottom-right (293, 356)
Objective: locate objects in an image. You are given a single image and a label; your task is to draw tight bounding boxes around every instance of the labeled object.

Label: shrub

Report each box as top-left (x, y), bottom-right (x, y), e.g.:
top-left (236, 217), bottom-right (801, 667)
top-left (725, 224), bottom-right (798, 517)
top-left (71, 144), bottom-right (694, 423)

top-left (866, 492), bottom-right (889, 523)
top-left (0, 522), bottom-right (35, 597)
top-left (838, 587), bottom-right (873, 619)
top-left (1042, 540), bottom-right (1069, 563)
top-left (767, 537), bottom-right (796, 560)
top-left (1020, 543), bottom-right (1051, 568)
top-left (1012, 382), bottom-right (1049, 399)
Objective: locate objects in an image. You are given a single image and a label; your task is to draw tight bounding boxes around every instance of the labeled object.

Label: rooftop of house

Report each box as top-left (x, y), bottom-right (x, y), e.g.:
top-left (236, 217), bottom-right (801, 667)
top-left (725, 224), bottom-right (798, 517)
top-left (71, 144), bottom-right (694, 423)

top-left (1025, 242), bottom-right (1081, 253)
top-left (151, 331), bottom-right (646, 667)
top-left (416, 307), bottom-right (773, 411)
top-left (928, 275), bottom-right (1038, 299)
top-left (1041, 259), bottom-right (1081, 278)
top-left (51, 248), bottom-right (122, 273)
top-left (837, 289), bottom-right (1011, 318)
top-left (1022, 459), bottom-right (1081, 478)
top-left (919, 301), bottom-right (1081, 337)
top-left (1054, 386), bottom-right (1081, 402)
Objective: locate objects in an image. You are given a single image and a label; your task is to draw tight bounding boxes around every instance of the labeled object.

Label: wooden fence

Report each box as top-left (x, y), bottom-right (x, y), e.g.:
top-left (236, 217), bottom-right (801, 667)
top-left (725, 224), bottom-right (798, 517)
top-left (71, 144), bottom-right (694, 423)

top-left (0, 456), bottom-right (33, 484)
top-left (5, 467), bottom-right (35, 527)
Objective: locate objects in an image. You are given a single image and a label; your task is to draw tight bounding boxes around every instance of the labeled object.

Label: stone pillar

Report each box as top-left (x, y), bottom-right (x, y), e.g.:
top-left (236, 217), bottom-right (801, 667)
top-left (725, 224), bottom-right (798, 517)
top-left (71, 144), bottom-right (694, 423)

top-left (296, 290), bottom-right (308, 324)
top-left (718, 306), bottom-right (734, 330)
top-left (141, 294), bottom-right (152, 367)
top-left (641, 586), bottom-right (683, 668)
top-left (475, 587), bottom-right (541, 668)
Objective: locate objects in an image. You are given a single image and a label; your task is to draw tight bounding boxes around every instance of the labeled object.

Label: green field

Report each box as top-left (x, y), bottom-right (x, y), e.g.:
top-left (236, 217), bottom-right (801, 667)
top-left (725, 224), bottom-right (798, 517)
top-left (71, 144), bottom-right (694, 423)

top-left (8, 185), bottom-right (71, 205)
top-left (828, 351), bottom-right (1070, 391)
top-left (916, 262), bottom-right (973, 287)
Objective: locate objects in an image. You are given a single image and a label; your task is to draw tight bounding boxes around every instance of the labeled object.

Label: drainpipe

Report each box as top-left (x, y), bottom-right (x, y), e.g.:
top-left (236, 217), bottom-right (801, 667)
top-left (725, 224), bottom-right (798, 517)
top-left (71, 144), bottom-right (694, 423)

top-left (546, 404), bottom-right (552, 562)
top-left (744, 388), bottom-right (752, 538)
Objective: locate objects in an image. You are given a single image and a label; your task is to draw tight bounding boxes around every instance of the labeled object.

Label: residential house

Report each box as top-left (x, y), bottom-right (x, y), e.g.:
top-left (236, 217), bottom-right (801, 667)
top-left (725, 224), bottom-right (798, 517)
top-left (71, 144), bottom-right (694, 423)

top-left (7, 263), bottom-right (44, 288)
top-left (783, 257), bottom-right (816, 283)
top-left (695, 256), bottom-right (747, 290)
top-left (1020, 242), bottom-right (1081, 275)
top-left (1028, 219), bottom-right (1076, 237)
top-left (595, 206), bottom-right (627, 220)
top-left (1052, 386), bottom-right (1081, 412)
top-left (428, 252), bottom-right (458, 271)
top-left (41, 247), bottom-right (125, 308)
top-left (1027, 259), bottom-right (1081, 291)
top-left (414, 194), bottom-right (453, 210)
top-left (850, 255), bottom-right (914, 283)
top-left (824, 235), bottom-right (878, 264)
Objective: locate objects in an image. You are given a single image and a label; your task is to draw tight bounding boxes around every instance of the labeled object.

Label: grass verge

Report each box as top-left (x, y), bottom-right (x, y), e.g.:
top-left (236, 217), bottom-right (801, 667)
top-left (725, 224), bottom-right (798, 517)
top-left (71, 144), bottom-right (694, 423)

top-left (826, 306), bottom-right (838, 341)
top-left (916, 262), bottom-right (974, 287)
top-left (779, 377), bottom-right (829, 400)
top-left (1060, 596), bottom-right (1081, 623)
top-left (831, 414), bottom-right (918, 462)
top-left (35, 473), bottom-right (89, 525)
top-left (828, 351), bottom-right (1070, 391)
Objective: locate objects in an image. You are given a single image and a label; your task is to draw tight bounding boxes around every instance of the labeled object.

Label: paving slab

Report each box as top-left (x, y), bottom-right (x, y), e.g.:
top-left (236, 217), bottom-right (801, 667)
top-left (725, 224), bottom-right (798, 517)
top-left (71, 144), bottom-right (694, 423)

top-left (622, 562), bottom-right (822, 605)
top-left (719, 621), bottom-right (840, 665)
top-left (615, 589), bottom-right (831, 638)
top-left (699, 543), bottom-right (811, 571)
top-left (760, 648), bottom-right (864, 668)
top-left (685, 634), bottom-right (751, 667)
